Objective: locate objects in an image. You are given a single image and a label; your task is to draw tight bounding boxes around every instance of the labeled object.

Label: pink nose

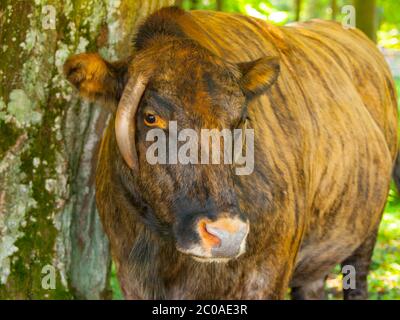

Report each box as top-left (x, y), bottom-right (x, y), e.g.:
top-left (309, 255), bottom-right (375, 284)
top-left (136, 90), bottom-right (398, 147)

top-left (197, 217), bottom-right (249, 258)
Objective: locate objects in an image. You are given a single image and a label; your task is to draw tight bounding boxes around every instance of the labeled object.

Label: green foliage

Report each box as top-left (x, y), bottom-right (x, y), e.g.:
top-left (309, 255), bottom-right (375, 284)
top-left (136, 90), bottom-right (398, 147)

top-left (110, 263), bottom-right (123, 300)
top-left (178, 0), bottom-right (400, 48)
top-left (369, 192), bottom-right (400, 300)
top-left (377, 0), bottom-right (400, 49)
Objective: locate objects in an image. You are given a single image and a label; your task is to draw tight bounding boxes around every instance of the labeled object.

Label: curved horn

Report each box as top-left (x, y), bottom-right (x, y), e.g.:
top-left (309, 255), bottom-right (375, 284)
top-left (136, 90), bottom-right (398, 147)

top-left (115, 74), bottom-right (148, 169)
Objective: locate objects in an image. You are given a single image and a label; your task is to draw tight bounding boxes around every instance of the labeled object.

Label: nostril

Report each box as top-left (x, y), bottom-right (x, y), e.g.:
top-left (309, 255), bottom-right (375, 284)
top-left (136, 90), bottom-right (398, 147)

top-left (204, 218), bottom-right (248, 257)
top-left (198, 220), bottom-right (221, 248)
top-left (205, 225), bottom-right (231, 240)
top-left (197, 217), bottom-right (249, 256)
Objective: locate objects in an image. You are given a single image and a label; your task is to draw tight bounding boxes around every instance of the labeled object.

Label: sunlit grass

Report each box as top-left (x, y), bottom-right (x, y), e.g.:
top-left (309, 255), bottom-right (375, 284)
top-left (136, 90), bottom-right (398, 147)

top-left (110, 263), bottom-right (123, 300)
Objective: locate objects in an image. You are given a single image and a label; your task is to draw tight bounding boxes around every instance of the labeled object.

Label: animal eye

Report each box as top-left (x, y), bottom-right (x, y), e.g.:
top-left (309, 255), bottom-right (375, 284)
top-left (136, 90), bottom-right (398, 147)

top-left (144, 113), bottom-right (167, 128)
top-left (145, 113), bottom-right (156, 124)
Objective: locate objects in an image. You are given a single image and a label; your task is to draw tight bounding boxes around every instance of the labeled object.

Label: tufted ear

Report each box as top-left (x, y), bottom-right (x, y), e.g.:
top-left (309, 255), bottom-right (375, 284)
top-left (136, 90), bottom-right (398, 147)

top-left (63, 53), bottom-right (128, 110)
top-left (237, 56), bottom-right (280, 100)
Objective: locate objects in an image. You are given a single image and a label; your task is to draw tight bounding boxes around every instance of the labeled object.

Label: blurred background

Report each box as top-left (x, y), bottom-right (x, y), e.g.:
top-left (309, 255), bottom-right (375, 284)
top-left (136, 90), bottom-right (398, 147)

top-left (0, 0), bottom-right (399, 300)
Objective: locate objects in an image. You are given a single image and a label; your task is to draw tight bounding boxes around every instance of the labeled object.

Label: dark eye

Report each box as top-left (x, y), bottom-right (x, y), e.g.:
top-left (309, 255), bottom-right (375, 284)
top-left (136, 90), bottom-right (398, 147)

top-left (143, 112), bottom-right (167, 128)
top-left (145, 113), bottom-right (156, 124)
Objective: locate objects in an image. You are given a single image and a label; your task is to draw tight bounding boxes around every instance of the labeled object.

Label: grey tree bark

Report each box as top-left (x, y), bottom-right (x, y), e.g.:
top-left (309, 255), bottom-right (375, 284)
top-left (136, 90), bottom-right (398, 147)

top-left (0, 0), bottom-right (174, 300)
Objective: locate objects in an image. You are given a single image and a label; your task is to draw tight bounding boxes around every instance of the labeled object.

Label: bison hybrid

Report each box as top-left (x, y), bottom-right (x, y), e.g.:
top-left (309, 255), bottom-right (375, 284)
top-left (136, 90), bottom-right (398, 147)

top-left (64, 7), bottom-right (398, 299)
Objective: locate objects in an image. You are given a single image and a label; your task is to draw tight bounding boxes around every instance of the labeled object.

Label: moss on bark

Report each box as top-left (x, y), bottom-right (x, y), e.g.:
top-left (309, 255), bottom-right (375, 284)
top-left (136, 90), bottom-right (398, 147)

top-left (0, 0), bottom-right (175, 300)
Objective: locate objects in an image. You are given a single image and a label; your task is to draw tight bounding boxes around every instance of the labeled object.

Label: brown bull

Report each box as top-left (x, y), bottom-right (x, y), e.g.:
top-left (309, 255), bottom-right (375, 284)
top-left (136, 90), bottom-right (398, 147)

top-left (64, 7), bottom-right (398, 299)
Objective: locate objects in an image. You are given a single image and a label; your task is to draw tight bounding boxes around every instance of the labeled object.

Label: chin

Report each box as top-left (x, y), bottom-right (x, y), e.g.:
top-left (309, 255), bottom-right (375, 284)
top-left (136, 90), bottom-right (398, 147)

top-left (177, 245), bottom-right (246, 264)
top-left (191, 256), bottom-right (233, 263)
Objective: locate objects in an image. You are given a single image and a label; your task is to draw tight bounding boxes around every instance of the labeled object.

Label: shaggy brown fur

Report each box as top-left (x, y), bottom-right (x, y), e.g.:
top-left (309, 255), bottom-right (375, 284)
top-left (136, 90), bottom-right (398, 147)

top-left (64, 7), bottom-right (398, 299)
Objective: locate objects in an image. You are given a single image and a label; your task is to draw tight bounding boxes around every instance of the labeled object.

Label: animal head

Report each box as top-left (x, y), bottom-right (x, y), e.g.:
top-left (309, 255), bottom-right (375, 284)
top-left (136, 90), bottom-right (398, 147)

top-left (64, 7), bottom-right (280, 263)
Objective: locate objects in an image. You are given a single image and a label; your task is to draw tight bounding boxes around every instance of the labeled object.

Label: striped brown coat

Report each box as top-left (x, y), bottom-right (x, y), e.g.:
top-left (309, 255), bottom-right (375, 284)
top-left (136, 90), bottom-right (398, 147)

top-left (64, 7), bottom-right (398, 299)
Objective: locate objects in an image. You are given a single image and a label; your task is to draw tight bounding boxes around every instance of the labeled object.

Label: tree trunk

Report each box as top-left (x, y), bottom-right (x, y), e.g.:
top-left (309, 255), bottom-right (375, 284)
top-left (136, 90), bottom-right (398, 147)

top-left (294, 0), bottom-right (302, 21)
top-left (331, 0), bottom-right (338, 20)
top-left (305, 0), bottom-right (319, 20)
top-left (354, 0), bottom-right (377, 42)
top-left (0, 0), bottom-right (174, 300)
top-left (216, 0), bottom-right (224, 11)
top-left (191, 0), bottom-right (200, 10)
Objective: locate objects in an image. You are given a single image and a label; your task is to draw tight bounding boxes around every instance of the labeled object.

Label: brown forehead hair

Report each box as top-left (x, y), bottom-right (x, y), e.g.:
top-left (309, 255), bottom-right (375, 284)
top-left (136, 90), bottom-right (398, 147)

top-left (132, 37), bottom-right (245, 129)
top-left (131, 6), bottom-right (245, 128)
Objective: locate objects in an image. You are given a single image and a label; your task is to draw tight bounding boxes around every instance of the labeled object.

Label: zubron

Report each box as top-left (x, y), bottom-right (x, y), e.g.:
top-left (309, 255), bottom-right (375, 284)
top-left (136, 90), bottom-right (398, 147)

top-left (145, 121), bottom-right (255, 175)
top-left (64, 7), bottom-right (398, 299)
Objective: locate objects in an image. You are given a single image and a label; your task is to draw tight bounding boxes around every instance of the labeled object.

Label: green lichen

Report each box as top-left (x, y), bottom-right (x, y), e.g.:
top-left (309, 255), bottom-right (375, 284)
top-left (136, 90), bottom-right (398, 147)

top-left (0, 0), bottom-right (158, 299)
top-left (0, 97), bottom-right (21, 162)
top-left (0, 1), bottom-right (72, 299)
top-left (4, 89), bottom-right (42, 128)
top-left (0, 134), bottom-right (34, 286)
top-left (1, 0), bottom-right (117, 299)
top-left (99, 0), bottom-right (122, 59)
top-left (0, 98), bottom-right (6, 121)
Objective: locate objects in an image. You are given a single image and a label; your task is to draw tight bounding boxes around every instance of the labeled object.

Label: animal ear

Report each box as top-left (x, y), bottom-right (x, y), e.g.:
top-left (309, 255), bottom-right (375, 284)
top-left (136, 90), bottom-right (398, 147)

top-left (237, 56), bottom-right (280, 99)
top-left (63, 53), bottom-right (128, 109)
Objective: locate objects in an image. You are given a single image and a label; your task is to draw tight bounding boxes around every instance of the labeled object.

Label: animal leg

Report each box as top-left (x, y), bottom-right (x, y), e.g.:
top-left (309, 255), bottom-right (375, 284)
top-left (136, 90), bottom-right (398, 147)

top-left (341, 227), bottom-right (379, 300)
top-left (290, 278), bottom-right (326, 300)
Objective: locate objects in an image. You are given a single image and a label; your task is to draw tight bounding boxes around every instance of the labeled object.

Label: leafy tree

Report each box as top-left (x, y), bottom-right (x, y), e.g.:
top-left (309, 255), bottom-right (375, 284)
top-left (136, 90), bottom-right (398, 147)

top-left (331, 0), bottom-right (338, 20)
top-left (354, 0), bottom-right (377, 42)
top-left (295, 0), bottom-right (303, 21)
